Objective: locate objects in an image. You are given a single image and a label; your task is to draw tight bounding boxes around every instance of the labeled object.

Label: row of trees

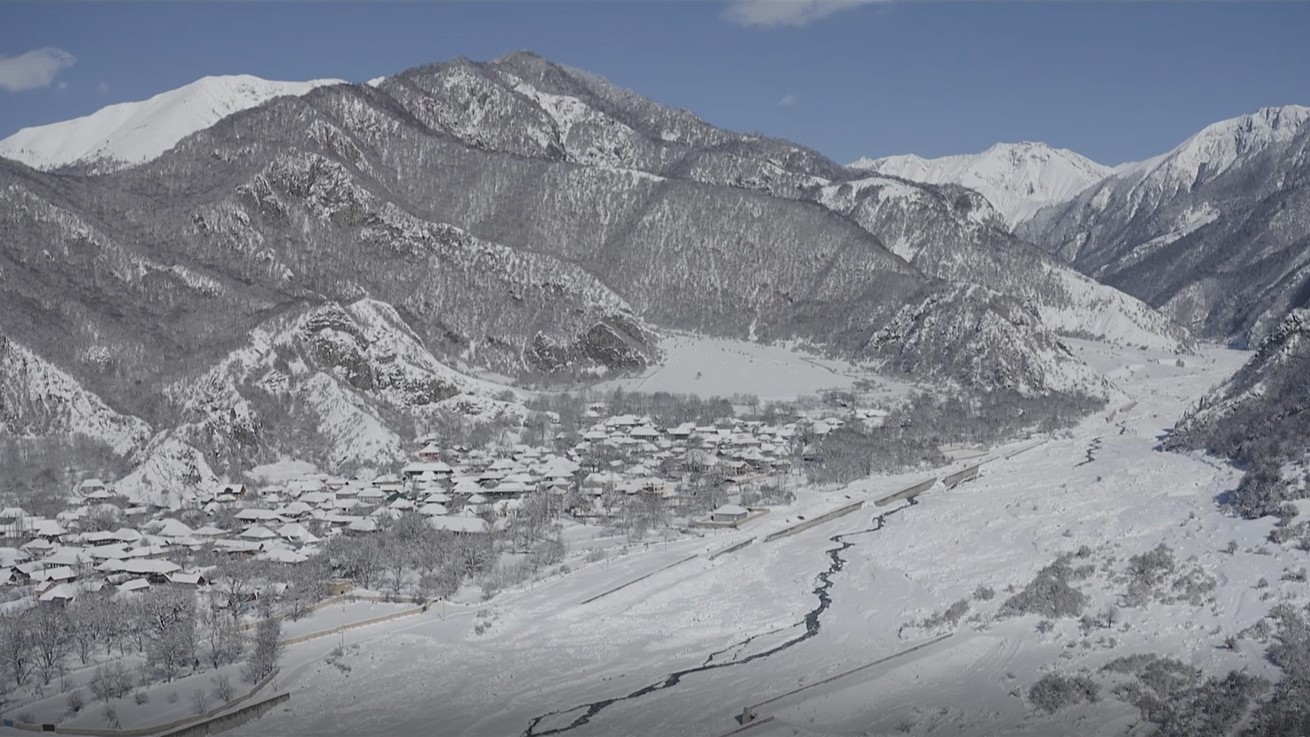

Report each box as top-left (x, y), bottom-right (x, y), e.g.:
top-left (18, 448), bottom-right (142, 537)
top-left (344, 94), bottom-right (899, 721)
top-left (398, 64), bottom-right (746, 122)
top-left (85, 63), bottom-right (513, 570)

top-left (0, 587), bottom-right (281, 712)
top-left (799, 389), bottom-right (1102, 485)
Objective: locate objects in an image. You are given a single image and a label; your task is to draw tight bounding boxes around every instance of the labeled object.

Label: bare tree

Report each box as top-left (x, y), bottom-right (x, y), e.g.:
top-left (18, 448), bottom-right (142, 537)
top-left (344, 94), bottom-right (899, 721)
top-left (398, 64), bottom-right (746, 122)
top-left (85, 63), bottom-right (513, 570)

top-left (137, 589), bottom-right (197, 682)
top-left (0, 613), bottom-right (32, 688)
top-left (200, 600), bottom-right (243, 669)
top-left (241, 616), bottom-right (282, 684)
top-left (68, 593), bottom-right (113, 665)
top-left (27, 605), bottom-right (72, 684)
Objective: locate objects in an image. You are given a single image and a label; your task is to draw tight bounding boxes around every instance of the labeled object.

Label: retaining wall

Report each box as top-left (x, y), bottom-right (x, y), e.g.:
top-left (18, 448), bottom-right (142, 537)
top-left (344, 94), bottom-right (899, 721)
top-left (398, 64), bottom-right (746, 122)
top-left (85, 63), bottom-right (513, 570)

top-left (873, 478), bottom-right (936, 508)
top-left (762, 500), bottom-right (864, 542)
top-left (708, 538), bottom-right (755, 561)
top-left (280, 599), bottom-right (433, 647)
top-left (578, 554), bottom-right (700, 605)
top-left (941, 465), bottom-right (980, 489)
top-left (157, 693), bottom-right (289, 737)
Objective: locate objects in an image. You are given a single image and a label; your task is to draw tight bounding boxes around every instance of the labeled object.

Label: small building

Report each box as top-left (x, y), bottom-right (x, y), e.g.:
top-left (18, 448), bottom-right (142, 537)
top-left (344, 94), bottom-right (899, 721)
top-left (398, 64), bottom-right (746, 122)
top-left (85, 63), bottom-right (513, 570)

top-left (710, 504), bottom-right (750, 525)
top-left (324, 578), bottom-right (354, 596)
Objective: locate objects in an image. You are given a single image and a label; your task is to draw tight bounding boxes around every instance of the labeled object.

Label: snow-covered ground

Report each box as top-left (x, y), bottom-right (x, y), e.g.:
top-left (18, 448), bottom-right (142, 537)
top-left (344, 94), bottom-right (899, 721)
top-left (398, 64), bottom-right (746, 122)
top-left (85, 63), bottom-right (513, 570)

top-left (230, 339), bottom-right (1294, 737)
top-left (591, 332), bottom-right (905, 401)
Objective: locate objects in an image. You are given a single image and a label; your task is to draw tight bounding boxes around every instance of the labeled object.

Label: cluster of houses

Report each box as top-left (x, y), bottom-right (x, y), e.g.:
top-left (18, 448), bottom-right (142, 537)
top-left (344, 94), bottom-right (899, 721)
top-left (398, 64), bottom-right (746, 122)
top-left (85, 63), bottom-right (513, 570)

top-left (0, 408), bottom-right (831, 608)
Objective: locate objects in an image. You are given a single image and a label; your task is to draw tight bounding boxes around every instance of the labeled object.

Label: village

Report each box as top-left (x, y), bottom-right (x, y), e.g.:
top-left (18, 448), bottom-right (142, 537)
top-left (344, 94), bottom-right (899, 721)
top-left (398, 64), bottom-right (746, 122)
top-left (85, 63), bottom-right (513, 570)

top-left (0, 405), bottom-right (852, 602)
top-left (0, 396), bottom-right (897, 729)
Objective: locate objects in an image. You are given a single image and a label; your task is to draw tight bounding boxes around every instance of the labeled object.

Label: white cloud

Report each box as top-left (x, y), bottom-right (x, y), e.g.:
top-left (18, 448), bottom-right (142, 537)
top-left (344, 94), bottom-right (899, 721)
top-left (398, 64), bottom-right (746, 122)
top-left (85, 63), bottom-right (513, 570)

top-left (778, 93), bottom-right (797, 108)
top-left (723, 0), bottom-right (884, 28)
top-left (0, 47), bottom-right (77, 92)
top-left (97, 81), bottom-right (109, 96)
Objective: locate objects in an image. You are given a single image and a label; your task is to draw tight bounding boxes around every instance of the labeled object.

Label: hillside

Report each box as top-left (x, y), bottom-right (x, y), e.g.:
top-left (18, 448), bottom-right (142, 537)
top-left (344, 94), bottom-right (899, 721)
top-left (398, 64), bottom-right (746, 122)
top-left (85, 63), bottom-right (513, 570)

top-left (1020, 105), bottom-right (1310, 344)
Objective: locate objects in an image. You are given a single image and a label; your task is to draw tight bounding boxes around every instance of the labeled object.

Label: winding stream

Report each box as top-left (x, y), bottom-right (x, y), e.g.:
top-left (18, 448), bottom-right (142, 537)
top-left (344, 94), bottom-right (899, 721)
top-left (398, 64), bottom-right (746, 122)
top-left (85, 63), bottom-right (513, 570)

top-left (522, 499), bottom-right (917, 736)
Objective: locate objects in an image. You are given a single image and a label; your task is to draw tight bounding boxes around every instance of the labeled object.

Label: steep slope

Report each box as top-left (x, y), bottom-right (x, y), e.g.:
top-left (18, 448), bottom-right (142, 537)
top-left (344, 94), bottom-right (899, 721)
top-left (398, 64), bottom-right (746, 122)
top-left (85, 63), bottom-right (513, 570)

top-left (0, 336), bottom-right (152, 457)
top-left (816, 175), bottom-right (1190, 352)
top-left (851, 142), bottom-right (1112, 228)
top-left (0, 74), bottom-right (343, 172)
top-left (162, 298), bottom-right (525, 477)
top-left (1020, 105), bottom-right (1310, 343)
top-left (1169, 309), bottom-right (1310, 518)
top-left (404, 53), bottom-right (1184, 353)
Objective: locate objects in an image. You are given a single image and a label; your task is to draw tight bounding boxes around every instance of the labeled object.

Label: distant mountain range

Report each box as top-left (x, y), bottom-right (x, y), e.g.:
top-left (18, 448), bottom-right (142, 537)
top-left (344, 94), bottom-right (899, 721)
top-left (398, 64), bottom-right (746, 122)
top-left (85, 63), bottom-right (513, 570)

top-left (21, 52), bottom-right (1307, 506)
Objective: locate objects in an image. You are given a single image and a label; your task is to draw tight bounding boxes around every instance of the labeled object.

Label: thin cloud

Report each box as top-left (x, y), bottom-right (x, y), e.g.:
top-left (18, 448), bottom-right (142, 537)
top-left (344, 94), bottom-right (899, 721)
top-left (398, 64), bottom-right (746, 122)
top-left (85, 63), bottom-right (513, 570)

top-left (97, 81), bottom-right (110, 96)
top-left (723, 0), bottom-right (886, 28)
top-left (0, 47), bottom-right (77, 92)
top-left (778, 93), bottom-right (797, 107)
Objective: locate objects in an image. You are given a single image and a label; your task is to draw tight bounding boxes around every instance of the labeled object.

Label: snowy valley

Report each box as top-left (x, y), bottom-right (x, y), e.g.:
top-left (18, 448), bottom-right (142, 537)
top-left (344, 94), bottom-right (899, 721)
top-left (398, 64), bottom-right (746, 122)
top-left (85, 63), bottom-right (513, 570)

top-left (0, 47), bottom-right (1308, 737)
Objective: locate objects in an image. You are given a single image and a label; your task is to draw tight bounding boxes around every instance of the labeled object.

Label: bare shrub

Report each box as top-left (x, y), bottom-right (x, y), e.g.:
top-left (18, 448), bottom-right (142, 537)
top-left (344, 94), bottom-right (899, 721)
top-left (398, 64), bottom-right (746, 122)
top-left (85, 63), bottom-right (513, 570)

top-left (920, 599), bottom-right (970, 629)
top-left (64, 689), bottom-right (84, 716)
top-left (1103, 653), bottom-right (1266, 737)
top-left (1027, 673), bottom-right (1099, 713)
top-left (212, 673), bottom-right (233, 702)
top-left (1000, 555), bottom-right (1088, 619)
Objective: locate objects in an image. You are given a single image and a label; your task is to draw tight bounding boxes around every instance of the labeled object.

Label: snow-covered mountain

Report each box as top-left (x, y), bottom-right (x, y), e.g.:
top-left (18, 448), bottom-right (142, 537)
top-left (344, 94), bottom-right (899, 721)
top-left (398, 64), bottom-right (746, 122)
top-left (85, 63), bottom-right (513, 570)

top-left (0, 52), bottom-right (1191, 498)
top-left (1020, 105), bottom-right (1310, 343)
top-left (0, 74), bottom-right (343, 172)
top-left (849, 142), bottom-right (1112, 228)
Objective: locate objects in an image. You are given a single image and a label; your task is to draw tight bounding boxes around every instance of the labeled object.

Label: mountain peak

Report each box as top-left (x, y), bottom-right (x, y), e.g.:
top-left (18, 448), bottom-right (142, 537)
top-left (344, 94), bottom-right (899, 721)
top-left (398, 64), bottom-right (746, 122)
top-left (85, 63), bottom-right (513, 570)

top-left (851, 141), bottom-right (1111, 228)
top-left (1115, 104), bottom-right (1310, 188)
top-left (0, 74), bottom-right (343, 172)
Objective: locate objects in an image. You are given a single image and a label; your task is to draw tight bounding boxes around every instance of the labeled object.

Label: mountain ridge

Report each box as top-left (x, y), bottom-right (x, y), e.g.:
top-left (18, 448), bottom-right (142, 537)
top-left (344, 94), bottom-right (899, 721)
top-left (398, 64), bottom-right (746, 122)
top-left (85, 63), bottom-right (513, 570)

top-left (1019, 103), bottom-right (1310, 344)
top-left (850, 141), bottom-right (1113, 228)
top-left (0, 74), bottom-right (344, 172)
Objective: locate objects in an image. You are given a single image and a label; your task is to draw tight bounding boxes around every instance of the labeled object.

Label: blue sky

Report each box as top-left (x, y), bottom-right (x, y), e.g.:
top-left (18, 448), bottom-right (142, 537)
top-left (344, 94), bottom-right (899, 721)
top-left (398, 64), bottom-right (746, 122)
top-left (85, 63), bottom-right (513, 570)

top-left (1, 1), bottom-right (1307, 165)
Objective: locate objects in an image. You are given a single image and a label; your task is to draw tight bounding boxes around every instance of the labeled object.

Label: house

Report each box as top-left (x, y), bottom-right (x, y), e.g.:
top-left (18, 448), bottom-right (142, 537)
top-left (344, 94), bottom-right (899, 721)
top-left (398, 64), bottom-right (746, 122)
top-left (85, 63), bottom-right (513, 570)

top-left (429, 515), bottom-right (491, 535)
top-left (419, 502), bottom-right (449, 517)
top-left (112, 558), bottom-right (182, 583)
top-left (77, 479), bottom-right (108, 497)
top-left (167, 571), bottom-right (208, 587)
top-left (220, 483), bottom-right (248, 498)
top-left (117, 578), bottom-right (150, 595)
top-left (37, 582), bottom-right (79, 606)
top-left (710, 504), bottom-right (750, 524)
